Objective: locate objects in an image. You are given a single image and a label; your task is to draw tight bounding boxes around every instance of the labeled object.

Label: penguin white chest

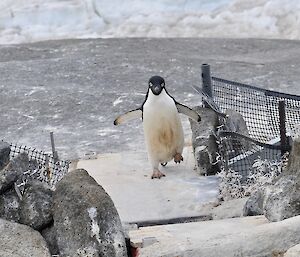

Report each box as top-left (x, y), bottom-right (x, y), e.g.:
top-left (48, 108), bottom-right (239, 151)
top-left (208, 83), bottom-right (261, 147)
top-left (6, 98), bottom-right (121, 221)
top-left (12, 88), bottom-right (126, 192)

top-left (143, 91), bottom-right (184, 163)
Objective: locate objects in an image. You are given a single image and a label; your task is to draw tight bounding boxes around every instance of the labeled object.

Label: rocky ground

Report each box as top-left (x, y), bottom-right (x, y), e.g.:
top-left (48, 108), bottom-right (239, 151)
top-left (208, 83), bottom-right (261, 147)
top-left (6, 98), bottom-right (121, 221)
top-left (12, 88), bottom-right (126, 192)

top-left (0, 38), bottom-right (299, 160)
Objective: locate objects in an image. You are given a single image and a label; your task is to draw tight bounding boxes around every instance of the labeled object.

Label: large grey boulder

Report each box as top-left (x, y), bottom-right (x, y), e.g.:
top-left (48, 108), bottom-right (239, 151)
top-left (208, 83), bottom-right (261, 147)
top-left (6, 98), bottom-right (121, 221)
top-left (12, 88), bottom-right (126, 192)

top-left (53, 169), bottom-right (127, 257)
top-left (41, 224), bottom-right (59, 256)
top-left (19, 180), bottom-right (53, 230)
top-left (264, 138), bottom-right (300, 221)
top-left (189, 106), bottom-right (219, 175)
top-left (0, 218), bottom-right (51, 257)
top-left (0, 152), bottom-right (29, 193)
top-left (243, 188), bottom-right (266, 216)
top-left (0, 141), bottom-right (10, 170)
top-left (0, 188), bottom-right (21, 222)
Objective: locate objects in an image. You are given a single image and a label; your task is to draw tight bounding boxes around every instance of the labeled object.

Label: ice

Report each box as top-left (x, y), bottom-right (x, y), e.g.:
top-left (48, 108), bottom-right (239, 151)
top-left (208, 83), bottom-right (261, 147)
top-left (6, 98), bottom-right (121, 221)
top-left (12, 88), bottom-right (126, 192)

top-left (0, 0), bottom-right (300, 44)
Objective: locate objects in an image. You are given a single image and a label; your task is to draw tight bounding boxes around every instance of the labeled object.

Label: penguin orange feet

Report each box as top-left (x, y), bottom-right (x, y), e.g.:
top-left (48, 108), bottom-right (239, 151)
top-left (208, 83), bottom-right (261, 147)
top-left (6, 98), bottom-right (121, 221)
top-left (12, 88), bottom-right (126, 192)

top-left (151, 169), bottom-right (166, 179)
top-left (174, 153), bottom-right (183, 164)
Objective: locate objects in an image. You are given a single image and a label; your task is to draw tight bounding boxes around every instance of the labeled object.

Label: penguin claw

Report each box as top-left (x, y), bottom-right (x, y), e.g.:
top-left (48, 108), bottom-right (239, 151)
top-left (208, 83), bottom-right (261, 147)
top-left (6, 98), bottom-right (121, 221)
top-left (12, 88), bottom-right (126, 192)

top-left (161, 162), bottom-right (167, 167)
top-left (174, 153), bottom-right (183, 164)
top-left (151, 170), bottom-right (166, 179)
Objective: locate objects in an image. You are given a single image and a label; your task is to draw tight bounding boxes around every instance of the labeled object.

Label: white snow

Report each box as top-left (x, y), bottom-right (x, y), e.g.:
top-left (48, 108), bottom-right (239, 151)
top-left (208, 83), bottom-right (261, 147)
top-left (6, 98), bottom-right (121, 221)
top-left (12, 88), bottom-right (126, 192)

top-left (87, 207), bottom-right (102, 244)
top-left (1, 0), bottom-right (300, 44)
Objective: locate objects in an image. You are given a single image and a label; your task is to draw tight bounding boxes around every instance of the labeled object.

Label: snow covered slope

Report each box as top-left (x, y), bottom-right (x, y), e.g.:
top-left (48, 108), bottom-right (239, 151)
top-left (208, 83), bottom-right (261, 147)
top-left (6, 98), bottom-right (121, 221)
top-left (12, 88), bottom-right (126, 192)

top-left (0, 0), bottom-right (300, 44)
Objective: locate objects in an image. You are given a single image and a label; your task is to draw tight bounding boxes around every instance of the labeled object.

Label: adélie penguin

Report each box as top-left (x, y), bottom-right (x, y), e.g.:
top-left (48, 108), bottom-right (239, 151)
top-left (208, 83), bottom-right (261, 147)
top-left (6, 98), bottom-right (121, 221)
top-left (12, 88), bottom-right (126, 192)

top-left (114, 76), bottom-right (201, 179)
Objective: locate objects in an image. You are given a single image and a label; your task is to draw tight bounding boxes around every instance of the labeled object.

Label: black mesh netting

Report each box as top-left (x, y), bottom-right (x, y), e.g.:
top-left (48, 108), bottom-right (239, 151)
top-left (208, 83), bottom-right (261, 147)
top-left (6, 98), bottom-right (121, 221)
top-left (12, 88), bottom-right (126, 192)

top-left (3, 141), bottom-right (69, 192)
top-left (210, 77), bottom-right (300, 180)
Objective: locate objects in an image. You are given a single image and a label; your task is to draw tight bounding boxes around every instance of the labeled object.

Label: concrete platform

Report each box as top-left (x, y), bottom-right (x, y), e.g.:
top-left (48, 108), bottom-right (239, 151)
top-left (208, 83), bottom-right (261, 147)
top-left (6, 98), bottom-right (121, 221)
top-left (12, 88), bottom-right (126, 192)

top-left (75, 146), bottom-right (219, 224)
top-left (129, 215), bottom-right (300, 257)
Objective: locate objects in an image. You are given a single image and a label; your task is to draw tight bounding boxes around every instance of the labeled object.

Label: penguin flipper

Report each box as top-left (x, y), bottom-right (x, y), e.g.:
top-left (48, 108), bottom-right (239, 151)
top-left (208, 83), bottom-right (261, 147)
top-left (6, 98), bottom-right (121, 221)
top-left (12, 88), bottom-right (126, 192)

top-left (114, 109), bottom-right (142, 125)
top-left (176, 103), bottom-right (201, 122)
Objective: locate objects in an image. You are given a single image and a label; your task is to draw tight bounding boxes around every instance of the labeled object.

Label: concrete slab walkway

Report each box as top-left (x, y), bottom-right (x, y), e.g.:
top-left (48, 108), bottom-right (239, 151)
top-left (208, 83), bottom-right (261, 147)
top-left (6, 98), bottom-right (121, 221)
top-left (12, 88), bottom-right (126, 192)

top-left (76, 146), bottom-right (219, 224)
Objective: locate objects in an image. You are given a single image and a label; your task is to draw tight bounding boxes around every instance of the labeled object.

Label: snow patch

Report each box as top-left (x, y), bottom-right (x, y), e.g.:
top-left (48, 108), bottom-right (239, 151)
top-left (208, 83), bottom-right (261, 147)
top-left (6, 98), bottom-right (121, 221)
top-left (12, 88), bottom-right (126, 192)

top-left (87, 207), bottom-right (101, 245)
top-left (1, 0), bottom-right (300, 44)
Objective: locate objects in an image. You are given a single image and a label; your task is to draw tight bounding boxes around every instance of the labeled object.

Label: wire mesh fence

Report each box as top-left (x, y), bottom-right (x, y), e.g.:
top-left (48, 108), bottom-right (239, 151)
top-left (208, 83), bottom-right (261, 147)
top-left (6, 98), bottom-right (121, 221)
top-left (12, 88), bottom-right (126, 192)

top-left (3, 141), bottom-right (69, 193)
top-left (212, 77), bottom-right (300, 143)
top-left (206, 75), bottom-right (300, 181)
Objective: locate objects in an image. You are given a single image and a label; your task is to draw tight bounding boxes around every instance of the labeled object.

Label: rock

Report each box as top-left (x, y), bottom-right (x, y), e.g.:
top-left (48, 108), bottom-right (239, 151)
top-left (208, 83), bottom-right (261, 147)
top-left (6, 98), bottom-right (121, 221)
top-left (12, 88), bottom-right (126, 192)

top-left (225, 109), bottom-right (250, 137)
top-left (243, 189), bottom-right (266, 216)
top-left (0, 152), bottom-right (29, 193)
top-left (224, 109), bottom-right (251, 154)
top-left (0, 141), bottom-right (10, 170)
top-left (53, 169), bottom-right (127, 257)
top-left (0, 188), bottom-right (21, 222)
top-left (284, 244), bottom-right (300, 257)
top-left (264, 138), bottom-right (300, 222)
top-left (189, 106), bottom-right (219, 175)
top-left (41, 224), bottom-right (59, 256)
top-left (19, 180), bottom-right (53, 230)
top-left (0, 218), bottom-right (51, 257)
top-left (212, 197), bottom-right (248, 219)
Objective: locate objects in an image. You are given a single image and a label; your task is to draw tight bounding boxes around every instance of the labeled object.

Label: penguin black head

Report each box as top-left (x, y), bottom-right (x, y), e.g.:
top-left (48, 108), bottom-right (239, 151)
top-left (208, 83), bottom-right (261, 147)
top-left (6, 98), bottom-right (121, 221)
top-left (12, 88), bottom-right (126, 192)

top-left (148, 76), bottom-right (165, 96)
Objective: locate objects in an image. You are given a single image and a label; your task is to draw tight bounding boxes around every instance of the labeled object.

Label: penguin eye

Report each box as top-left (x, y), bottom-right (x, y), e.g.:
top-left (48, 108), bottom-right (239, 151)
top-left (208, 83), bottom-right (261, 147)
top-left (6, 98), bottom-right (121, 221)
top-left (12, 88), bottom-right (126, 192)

top-left (149, 82), bottom-right (153, 87)
top-left (161, 83), bottom-right (165, 87)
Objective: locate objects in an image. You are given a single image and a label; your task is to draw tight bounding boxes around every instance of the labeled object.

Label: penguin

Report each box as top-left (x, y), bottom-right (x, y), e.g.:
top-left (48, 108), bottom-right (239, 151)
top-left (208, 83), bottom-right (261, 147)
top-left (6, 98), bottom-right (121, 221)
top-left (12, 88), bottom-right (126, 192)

top-left (114, 76), bottom-right (201, 179)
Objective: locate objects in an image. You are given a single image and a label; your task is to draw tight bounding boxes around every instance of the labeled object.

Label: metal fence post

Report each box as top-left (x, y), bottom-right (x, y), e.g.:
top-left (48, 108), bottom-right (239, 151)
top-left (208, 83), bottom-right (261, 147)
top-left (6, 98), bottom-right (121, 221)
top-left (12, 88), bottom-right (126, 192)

top-left (278, 100), bottom-right (289, 155)
top-left (50, 132), bottom-right (59, 163)
top-left (201, 64), bottom-right (213, 107)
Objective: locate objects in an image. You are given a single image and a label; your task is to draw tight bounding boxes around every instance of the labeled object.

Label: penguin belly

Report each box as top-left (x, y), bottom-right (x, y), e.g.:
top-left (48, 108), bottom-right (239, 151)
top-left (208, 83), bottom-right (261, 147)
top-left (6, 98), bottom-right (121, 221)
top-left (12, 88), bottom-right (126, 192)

top-left (143, 100), bottom-right (184, 165)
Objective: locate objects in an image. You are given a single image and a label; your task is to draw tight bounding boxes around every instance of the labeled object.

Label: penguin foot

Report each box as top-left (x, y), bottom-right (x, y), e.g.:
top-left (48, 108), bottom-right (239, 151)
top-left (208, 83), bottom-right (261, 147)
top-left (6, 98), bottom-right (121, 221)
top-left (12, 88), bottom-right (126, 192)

top-left (174, 153), bottom-right (183, 163)
top-left (151, 170), bottom-right (166, 179)
top-left (161, 162), bottom-right (168, 167)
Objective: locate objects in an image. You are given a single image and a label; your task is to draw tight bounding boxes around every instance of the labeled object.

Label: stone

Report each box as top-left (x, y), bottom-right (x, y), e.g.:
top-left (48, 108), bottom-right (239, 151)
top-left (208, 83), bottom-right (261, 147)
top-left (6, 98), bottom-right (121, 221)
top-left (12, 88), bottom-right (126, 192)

top-left (212, 197), bottom-right (248, 220)
top-left (189, 106), bottom-right (219, 175)
top-left (284, 244), bottom-right (300, 257)
top-left (0, 152), bottom-right (29, 193)
top-left (19, 180), bottom-right (53, 230)
top-left (41, 224), bottom-right (59, 256)
top-left (53, 169), bottom-right (127, 257)
top-left (243, 188), bottom-right (266, 216)
top-left (0, 141), bottom-right (10, 170)
top-left (0, 218), bottom-right (51, 257)
top-left (264, 138), bottom-right (300, 222)
top-left (0, 187), bottom-right (21, 222)
top-left (225, 109), bottom-right (250, 137)
top-left (224, 109), bottom-right (251, 154)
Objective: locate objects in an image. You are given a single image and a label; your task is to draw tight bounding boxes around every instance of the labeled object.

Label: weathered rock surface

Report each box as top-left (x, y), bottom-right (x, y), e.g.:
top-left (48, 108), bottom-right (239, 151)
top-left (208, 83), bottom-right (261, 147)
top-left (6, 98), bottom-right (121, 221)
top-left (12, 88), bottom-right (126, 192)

top-left (225, 109), bottom-right (249, 136)
top-left (0, 152), bottom-right (29, 193)
top-left (264, 138), bottom-right (300, 222)
top-left (243, 188), bottom-right (266, 216)
top-left (41, 224), bottom-right (59, 256)
top-left (0, 141), bottom-right (10, 170)
top-left (190, 106), bottom-right (219, 175)
top-left (284, 243), bottom-right (300, 257)
top-left (53, 169), bottom-right (127, 257)
top-left (0, 188), bottom-right (21, 222)
top-left (212, 197), bottom-right (248, 220)
top-left (19, 180), bottom-right (53, 230)
top-left (0, 218), bottom-right (51, 257)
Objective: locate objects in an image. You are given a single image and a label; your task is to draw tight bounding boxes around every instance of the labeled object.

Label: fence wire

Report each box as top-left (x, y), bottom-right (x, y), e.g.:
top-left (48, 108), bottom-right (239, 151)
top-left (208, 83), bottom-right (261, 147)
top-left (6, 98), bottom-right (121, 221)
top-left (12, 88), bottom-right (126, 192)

top-left (3, 141), bottom-right (69, 192)
top-left (210, 77), bottom-right (300, 180)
